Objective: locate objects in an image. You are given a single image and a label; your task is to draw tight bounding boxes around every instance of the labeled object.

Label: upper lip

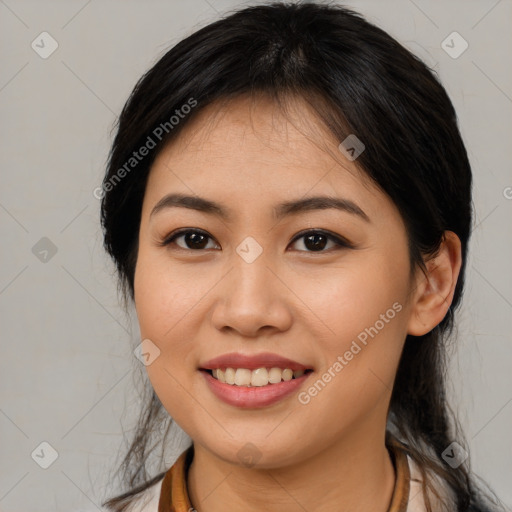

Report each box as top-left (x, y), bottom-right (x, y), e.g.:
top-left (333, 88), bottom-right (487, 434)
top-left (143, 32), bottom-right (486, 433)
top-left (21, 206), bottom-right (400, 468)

top-left (199, 352), bottom-right (313, 371)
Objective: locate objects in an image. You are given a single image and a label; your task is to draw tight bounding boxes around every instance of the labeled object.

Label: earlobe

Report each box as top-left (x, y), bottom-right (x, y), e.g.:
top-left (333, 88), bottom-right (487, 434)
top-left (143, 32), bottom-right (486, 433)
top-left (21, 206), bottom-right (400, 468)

top-left (407, 231), bottom-right (462, 336)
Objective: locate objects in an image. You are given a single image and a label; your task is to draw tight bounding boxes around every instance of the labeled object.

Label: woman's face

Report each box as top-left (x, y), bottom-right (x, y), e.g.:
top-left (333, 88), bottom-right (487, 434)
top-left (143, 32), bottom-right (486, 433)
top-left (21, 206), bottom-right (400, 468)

top-left (134, 95), bottom-right (417, 468)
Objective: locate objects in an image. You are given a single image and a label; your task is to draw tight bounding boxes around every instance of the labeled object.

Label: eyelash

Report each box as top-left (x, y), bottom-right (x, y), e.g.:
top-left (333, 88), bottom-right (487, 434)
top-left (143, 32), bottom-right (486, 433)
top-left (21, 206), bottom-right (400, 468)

top-left (158, 228), bottom-right (354, 253)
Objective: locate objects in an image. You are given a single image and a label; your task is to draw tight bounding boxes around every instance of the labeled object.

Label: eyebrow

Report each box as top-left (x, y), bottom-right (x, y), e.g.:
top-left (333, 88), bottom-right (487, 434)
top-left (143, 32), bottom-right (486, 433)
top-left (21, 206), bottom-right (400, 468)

top-left (150, 193), bottom-right (370, 222)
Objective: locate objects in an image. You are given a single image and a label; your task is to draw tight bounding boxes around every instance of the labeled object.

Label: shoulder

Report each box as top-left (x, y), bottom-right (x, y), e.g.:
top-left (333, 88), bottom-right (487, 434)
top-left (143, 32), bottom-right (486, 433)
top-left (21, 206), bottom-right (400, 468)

top-left (124, 478), bottom-right (163, 512)
top-left (406, 454), bottom-right (456, 512)
top-left (74, 478), bottom-right (163, 512)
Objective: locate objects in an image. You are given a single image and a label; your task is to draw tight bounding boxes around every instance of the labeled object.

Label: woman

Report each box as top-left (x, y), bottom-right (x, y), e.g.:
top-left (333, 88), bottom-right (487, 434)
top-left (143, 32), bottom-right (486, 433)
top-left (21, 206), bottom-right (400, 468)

top-left (97, 2), bottom-right (503, 511)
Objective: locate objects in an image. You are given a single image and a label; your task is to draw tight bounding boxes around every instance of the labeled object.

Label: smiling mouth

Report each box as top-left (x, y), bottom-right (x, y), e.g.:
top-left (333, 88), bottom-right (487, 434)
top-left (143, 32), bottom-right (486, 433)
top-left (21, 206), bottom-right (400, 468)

top-left (201, 367), bottom-right (314, 387)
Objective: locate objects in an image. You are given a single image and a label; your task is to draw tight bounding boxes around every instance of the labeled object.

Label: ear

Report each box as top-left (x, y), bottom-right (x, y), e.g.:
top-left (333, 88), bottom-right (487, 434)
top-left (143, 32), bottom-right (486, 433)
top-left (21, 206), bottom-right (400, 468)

top-left (407, 231), bottom-right (462, 336)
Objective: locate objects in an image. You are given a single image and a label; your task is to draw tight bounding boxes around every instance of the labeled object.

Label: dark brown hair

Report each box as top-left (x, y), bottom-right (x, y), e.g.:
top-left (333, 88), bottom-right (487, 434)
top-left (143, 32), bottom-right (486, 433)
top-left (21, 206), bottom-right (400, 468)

top-left (99, 2), bottom-right (501, 511)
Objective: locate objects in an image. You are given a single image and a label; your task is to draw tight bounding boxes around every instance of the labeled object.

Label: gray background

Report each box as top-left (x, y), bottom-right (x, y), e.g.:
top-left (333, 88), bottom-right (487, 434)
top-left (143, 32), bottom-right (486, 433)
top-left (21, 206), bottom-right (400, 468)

top-left (0, 0), bottom-right (511, 510)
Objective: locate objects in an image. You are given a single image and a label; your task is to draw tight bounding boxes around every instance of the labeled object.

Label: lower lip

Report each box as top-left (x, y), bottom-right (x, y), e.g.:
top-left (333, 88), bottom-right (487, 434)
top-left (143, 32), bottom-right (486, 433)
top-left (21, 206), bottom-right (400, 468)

top-left (200, 370), bottom-right (312, 408)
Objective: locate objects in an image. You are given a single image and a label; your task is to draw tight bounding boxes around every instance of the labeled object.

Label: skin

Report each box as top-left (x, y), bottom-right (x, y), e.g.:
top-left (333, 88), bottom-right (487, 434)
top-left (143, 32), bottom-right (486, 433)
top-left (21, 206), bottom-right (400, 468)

top-left (133, 94), bottom-right (462, 512)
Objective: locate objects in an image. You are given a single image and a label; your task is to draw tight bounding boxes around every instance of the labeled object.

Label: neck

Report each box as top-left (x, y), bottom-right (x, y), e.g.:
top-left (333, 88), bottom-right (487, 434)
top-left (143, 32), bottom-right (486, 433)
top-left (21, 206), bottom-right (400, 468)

top-left (187, 427), bottom-right (396, 512)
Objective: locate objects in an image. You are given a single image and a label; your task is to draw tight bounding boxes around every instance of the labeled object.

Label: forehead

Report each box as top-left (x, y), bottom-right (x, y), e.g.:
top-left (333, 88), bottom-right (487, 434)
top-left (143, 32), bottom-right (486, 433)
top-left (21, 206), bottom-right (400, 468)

top-left (153, 95), bottom-right (363, 177)
top-left (179, 94), bottom-right (331, 152)
top-left (143, 94), bottom-right (390, 222)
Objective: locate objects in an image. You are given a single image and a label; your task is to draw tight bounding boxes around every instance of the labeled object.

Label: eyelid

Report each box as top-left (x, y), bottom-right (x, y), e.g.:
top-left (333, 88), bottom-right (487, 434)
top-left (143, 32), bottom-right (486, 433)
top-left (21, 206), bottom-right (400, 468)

top-left (289, 228), bottom-right (354, 250)
top-left (159, 228), bottom-right (354, 251)
top-left (158, 227), bottom-right (218, 248)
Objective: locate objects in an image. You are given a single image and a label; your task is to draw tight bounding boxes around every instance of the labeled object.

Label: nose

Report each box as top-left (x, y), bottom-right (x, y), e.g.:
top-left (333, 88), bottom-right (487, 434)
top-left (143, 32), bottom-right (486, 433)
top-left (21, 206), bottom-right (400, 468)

top-left (210, 254), bottom-right (293, 338)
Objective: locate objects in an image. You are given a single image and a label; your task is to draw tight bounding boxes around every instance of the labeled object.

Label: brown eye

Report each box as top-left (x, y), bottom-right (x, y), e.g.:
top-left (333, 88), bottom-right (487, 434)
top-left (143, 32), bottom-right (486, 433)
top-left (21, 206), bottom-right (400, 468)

top-left (289, 230), bottom-right (352, 252)
top-left (160, 228), bottom-right (352, 253)
top-left (161, 229), bottom-right (219, 250)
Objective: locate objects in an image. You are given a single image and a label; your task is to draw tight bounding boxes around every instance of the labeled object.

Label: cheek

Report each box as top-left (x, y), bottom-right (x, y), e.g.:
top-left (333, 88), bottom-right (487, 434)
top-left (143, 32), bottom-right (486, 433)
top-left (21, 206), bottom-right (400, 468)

top-left (297, 251), bottom-right (410, 403)
top-left (304, 255), bottom-right (408, 345)
top-left (134, 248), bottom-right (202, 341)
top-left (133, 253), bottom-right (208, 427)
top-left (133, 250), bottom-right (202, 390)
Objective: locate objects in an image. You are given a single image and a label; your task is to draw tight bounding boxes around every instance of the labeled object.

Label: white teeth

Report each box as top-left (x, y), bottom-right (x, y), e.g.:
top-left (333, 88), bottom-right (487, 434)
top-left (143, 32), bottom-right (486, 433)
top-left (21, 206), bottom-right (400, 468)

top-left (234, 368), bottom-right (252, 386)
top-left (282, 369), bottom-right (293, 381)
top-left (212, 368), bottom-right (226, 383)
top-left (251, 368), bottom-right (268, 387)
top-left (268, 367), bottom-right (282, 384)
top-left (210, 367), bottom-right (309, 386)
top-left (225, 367), bottom-right (236, 385)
